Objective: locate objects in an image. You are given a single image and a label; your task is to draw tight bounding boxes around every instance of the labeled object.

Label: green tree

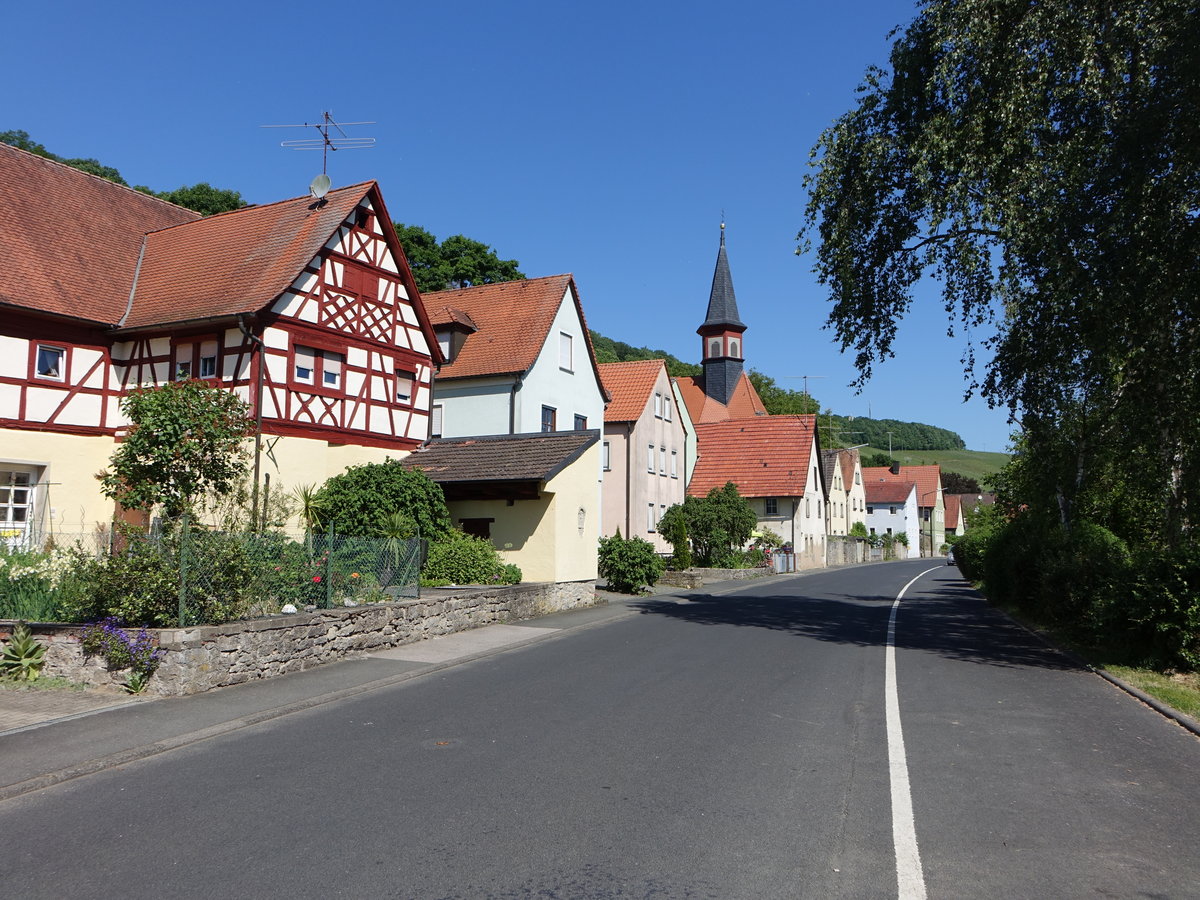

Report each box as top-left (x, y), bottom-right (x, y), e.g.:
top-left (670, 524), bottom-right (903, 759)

top-left (97, 381), bottom-right (253, 517)
top-left (942, 472), bottom-right (981, 495)
top-left (315, 460), bottom-right (451, 540)
top-left (747, 370), bottom-right (818, 415)
top-left (395, 224), bottom-right (524, 293)
top-left (661, 482), bottom-right (757, 567)
top-left (802, 0), bottom-right (1199, 543)
top-left (157, 182), bottom-right (246, 215)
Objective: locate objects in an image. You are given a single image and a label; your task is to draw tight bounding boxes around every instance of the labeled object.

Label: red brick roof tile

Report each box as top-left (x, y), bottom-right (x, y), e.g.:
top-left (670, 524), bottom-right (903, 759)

top-left (688, 415), bottom-right (817, 497)
top-left (0, 142), bottom-right (199, 324)
top-left (425, 276), bottom-right (591, 380)
top-left (865, 480), bottom-right (916, 504)
top-left (674, 372), bottom-right (768, 423)
top-left (944, 493), bottom-right (962, 530)
top-left (861, 465), bottom-right (943, 507)
top-left (123, 184), bottom-right (371, 329)
top-left (839, 448), bottom-right (859, 490)
top-left (599, 359), bottom-right (668, 422)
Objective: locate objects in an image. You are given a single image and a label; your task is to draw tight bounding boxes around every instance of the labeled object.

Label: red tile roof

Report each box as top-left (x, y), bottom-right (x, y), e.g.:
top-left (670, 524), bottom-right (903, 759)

top-left (673, 372), bottom-right (768, 423)
top-left (0, 142), bottom-right (199, 324)
top-left (425, 277), bottom-right (604, 395)
top-left (599, 359), bottom-right (668, 422)
top-left (688, 415), bottom-right (817, 497)
top-left (123, 184), bottom-right (372, 329)
top-left (865, 480), bottom-right (916, 504)
top-left (839, 448), bottom-right (859, 490)
top-left (861, 465), bottom-right (943, 507)
top-left (944, 493), bottom-right (962, 530)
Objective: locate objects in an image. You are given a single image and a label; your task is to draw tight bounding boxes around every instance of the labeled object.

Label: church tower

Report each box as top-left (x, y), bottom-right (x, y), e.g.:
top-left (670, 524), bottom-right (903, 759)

top-left (697, 223), bottom-right (747, 406)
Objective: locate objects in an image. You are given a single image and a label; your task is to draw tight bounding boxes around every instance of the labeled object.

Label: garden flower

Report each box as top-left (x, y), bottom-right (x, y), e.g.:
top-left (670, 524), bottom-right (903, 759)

top-left (312, 575), bottom-right (322, 583)
top-left (350, 572), bottom-right (360, 579)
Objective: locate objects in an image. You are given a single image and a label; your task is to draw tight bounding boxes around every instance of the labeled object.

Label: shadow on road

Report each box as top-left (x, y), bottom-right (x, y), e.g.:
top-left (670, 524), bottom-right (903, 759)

top-left (631, 578), bottom-right (1076, 672)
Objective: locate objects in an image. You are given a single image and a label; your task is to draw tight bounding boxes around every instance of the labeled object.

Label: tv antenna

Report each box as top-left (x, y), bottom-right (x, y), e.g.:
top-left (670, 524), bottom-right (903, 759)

top-left (261, 111), bottom-right (376, 175)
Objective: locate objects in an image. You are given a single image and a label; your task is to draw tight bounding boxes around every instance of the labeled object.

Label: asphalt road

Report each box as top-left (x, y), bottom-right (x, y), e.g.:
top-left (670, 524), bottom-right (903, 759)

top-left (2, 561), bottom-right (1198, 899)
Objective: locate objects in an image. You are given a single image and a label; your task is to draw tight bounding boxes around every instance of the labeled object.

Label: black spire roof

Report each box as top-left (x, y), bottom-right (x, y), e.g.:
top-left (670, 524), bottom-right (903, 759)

top-left (700, 225), bottom-right (745, 330)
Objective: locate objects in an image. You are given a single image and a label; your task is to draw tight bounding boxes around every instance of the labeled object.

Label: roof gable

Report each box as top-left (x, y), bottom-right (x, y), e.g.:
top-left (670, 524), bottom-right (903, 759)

top-left (865, 481), bottom-right (916, 504)
top-left (0, 142), bottom-right (199, 324)
top-left (426, 274), bottom-right (606, 398)
top-left (688, 415), bottom-right (817, 497)
top-left (674, 372), bottom-right (767, 424)
top-left (861, 464), bottom-right (943, 507)
top-left (599, 359), bottom-right (668, 422)
top-left (122, 184), bottom-right (370, 329)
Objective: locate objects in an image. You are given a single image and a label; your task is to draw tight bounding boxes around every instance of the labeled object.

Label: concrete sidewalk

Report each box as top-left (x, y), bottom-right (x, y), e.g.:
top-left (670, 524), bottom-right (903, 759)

top-left (0, 574), bottom-right (781, 802)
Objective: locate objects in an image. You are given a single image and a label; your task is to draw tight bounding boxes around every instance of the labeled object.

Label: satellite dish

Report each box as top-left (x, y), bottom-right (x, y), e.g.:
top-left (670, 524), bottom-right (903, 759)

top-left (309, 173), bottom-right (331, 199)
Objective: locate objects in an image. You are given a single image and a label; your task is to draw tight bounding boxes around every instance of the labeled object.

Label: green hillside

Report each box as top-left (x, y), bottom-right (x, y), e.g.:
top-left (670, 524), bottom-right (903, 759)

top-left (861, 448), bottom-right (1011, 484)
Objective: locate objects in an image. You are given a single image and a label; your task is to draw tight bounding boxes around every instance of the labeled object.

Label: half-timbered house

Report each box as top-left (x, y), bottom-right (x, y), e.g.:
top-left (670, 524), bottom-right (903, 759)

top-left (0, 142), bottom-right (441, 545)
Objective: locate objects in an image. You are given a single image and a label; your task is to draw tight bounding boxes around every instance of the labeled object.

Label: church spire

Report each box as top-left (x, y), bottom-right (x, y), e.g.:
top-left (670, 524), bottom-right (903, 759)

top-left (697, 222), bottom-right (748, 406)
top-left (701, 221), bottom-right (745, 330)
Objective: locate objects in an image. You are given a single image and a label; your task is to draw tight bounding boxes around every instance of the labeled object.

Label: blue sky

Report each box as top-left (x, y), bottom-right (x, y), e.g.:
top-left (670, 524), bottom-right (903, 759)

top-left (9, 0), bottom-right (1014, 452)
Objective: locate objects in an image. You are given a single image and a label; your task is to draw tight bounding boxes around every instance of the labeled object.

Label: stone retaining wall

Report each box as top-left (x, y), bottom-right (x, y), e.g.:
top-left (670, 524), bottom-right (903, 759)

top-left (10, 580), bottom-right (598, 697)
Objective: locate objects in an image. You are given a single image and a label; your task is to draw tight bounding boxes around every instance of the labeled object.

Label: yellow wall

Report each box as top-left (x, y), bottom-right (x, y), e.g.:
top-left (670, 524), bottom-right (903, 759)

top-left (0, 428), bottom-right (119, 537)
top-left (448, 442), bottom-right (600, 583)
top-left (0, 428), bottom-right (413, 538)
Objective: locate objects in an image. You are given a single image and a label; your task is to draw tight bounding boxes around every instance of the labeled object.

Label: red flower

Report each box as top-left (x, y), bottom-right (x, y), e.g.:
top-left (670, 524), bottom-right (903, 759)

top-left (312, 575), bottom-right (322, 583)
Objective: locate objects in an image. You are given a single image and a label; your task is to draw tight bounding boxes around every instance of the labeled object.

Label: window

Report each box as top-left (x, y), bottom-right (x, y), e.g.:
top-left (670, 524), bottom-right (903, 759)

top-left (175, 360), bottom-right (192, 381)
top-left (0, 470), bottom-right (34, 527)
top-left (664, 397), bottom-right (672, 421)
top-left (730, 339), bottom-right (740, 358)
top-left (35, 346), bottom-right (64, 380)
top-left (574, 414), bottom-right (587, 430)
top-left (602, 441), bottom-right (611, 471)
top-left (659, 447), bottom-right (666, 475)
top-left (766, 498), bottom-right (778, 516)
top-left (198, 340), bottom-right (218, 379)
top-left (541, 406), bottom-right (556, 432)
top-left (436, 330), bottom-right (451, 361)
top-left (806, 499), bottom-right (811, 518)
top-left (559, 332), bottom-right (573, 371)
top-left (647, 444), bottom-right (655, 473)
top-left (396, 370), bottom-right (415, 405)
top-left (294, 346), bottom-right (316, 384)
top-left (670, 450), bottom-right (678, 478)
top-left (709, 338), bottom-right (721, 357)
top-left (647, 503), bottom-right (657, 532)
top-left (322, 352), bottom-right (343, 389)
top-left (889, 506), bottom-right (897, 514)
top-left (460, 518), bottom-right (493, 539)
top-left (654, 392), bottom-right (662, 418)
top-left (431, 404), bottom-right (443, 438)
top-left (294, 346), bottom-right (344, 391)
top-left (867, 505), bottom-right (875, 514)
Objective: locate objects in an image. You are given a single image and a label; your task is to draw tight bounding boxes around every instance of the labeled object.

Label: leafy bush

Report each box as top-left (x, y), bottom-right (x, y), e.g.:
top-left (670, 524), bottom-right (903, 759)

top-left (422, 529), bottom-right (518, 586)
top-left (316, 460), bottom-right (451, 540)
top-left (659, 483), bottom-right (756, 567)
top-left (598, 532), bottom-right (664, 593)
top-left (80, 617), bottom-right (164, 693)
top-left (658, 509), bottom-right (693, 570)
top-left (0, 545), bottom-right (76, 621)
top-left (849, 521), bottom-right (870, 539)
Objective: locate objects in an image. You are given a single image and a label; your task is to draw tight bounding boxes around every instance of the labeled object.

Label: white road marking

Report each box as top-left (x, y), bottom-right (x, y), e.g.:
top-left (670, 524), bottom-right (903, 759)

top-left (887, 567), bottom-right (939, 900)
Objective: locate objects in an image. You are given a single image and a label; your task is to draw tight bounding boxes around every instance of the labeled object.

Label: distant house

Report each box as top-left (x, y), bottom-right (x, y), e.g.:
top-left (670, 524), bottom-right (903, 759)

top-left (862, 464), bottom-right (945, 556)
top-left (402, 430), bottom-right (601, 592)
top-left (822, 448), bottom-right (866, 536)
top-left (598, 359), bottom-right (691, 551)
top-left (424, 275), bottom-right (607, 440)
top-left (944, 493), bottom-right (964, 538)
top-left (863, 480), bottom-right (920, 557)
top-left (0, 142), bottom-right (441, 544)
top-left (688, 415), bottom-right (827, 568)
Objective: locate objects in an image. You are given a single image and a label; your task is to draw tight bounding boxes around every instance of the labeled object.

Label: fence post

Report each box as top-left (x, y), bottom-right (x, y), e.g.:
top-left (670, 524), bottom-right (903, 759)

top-left (178, 512), bottom-right (189, 627)
top-left (325, 525), bottom-right (335, 609)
